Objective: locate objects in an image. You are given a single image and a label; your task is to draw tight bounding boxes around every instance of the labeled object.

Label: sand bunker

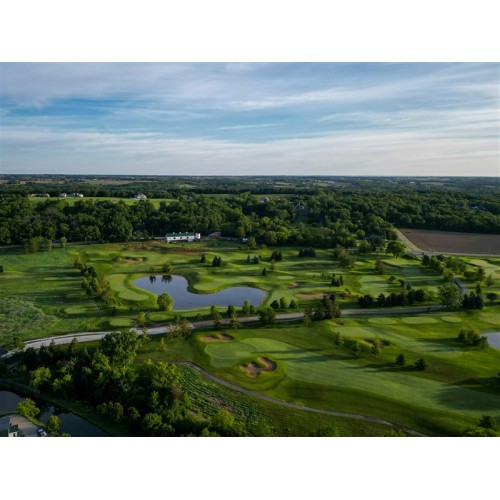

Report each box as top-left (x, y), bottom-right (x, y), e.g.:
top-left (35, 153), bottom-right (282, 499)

top-left (287, 282), bottom-right (300, 289)
top-left (296, 293), bottom-right (325, 299)
top-left (241, 357), bottom-right (277, 377)
top-left (201, 333), bottom-right (234, 342)
top-left (120, 257), bottom-right (145, 263)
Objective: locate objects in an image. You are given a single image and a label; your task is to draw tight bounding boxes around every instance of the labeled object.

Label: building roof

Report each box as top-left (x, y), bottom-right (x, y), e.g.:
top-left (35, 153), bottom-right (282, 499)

top-left (165, 232), bottom-right (197, 237)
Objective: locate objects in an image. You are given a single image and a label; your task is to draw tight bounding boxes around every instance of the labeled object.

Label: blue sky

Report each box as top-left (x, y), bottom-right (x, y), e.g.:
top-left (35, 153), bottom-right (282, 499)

top-left (0, 62), bottom-right (498, 176)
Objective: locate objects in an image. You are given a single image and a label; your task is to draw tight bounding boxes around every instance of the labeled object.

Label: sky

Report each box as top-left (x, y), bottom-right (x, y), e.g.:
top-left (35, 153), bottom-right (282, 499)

top-left (0, 62), bottom-right (499, 176)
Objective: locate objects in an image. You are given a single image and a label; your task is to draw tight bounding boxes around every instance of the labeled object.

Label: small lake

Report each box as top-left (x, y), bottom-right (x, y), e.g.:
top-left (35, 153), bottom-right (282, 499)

top-left (0, 390), bottom-right (108, 437)
top-left (484, 332), bottom-right (500, 349)
top-left (133, 274), bottom-right (266, 310)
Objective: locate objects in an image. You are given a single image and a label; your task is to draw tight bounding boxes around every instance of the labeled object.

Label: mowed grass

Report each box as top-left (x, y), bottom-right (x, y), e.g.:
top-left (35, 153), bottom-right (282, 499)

top-left (194, 314), bottom-right (500, 434)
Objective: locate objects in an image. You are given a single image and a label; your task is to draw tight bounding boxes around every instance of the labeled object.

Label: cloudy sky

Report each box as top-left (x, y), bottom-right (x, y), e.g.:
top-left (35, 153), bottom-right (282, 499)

top-left (0, 62), bottom-right (498, 176)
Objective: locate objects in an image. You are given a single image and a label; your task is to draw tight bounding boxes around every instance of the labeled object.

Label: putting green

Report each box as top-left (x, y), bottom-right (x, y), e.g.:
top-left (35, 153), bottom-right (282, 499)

top-left (401, 316), bottom-right (439, 325)
top-left (480, 313), bottom-right (500, 326)
top-left (109, 317), bottom-right (133, 327)
top-left (205, 342), bottom-right (256, 367)
top-left (64, 305), bottom-right (94, 315)
top-left (368, 317), bottom-right (398, 325)
top-left (205, 337), bottom-right (500, 419)
top-left (359, 275), bottom-right (391, 294)
top-left (441, 316), bottom-right (462, 323)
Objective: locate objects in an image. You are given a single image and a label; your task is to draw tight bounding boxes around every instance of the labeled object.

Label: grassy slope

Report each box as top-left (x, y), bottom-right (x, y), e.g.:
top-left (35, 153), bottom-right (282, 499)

top-left (2, 242), bottom-right (500, 435)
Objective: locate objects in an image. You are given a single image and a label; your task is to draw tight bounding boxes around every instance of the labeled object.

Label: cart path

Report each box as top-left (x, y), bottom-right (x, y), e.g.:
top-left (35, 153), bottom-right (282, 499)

top-left (8, 305), bottom-right (447, 353)
top-left (172, 361), bottom-right (428, 437)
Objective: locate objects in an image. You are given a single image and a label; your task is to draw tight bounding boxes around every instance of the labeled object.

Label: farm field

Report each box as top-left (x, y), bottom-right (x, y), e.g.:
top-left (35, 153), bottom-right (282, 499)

top-left (400, 228), bottom-right (500, 254)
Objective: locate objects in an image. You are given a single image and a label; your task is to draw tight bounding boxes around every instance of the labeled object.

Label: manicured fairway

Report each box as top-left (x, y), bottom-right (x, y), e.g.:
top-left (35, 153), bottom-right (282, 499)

top-left (201, 319), bottom-right (500, 428)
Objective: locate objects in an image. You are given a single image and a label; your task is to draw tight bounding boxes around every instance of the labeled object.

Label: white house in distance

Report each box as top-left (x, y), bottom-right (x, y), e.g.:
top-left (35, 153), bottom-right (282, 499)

top-left (0, 416), bottom-right (19, 437)
top-left (134, 193), bottom-right (147, 200)
top-left (165, 232), bottom-right (201, 243)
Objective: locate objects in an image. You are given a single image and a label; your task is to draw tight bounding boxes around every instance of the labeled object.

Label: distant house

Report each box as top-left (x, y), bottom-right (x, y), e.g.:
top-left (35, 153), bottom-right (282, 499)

top-left (295, 202), bottom-right (305, 210)
top-left (59, 193), bottom-right (67, 198)
top-left (165, 232), bottom-right (201, 243)
top-left (207, 231), bottom-right (221, 239)
top-left (0, 416), bottom-right (18, 438)
top-left (260, 196), bottom-right (270, 203)
top-left (69, 193), bottom-right (84, 198)
top-left (134, 193), bottom-right (147, 200)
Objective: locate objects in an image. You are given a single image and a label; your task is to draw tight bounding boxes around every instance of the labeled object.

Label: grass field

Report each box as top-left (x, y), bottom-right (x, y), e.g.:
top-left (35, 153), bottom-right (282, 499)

top-left (0, 240), bottom-right (447, 341)
top-left (134, 309), bottom-right (500, 436)
top-left (400, 228), bottom-right (500, 254)
top-left (29, 197), bottom-right (177, 209)
top-left (2, 240), bottom-right (499, 436)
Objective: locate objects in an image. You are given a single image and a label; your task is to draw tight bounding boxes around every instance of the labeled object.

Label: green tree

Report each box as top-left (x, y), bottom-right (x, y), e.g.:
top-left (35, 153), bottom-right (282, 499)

top-left (68, 337), bottom-right (80, 357)
top-left (157, 293), bottom-right (174, 311)
top-left (333, 332), bottom-right (344, 347)
top-left (351, 341), bottom-right (361, 357)
top-left (438, 281), bottom-right (462, 309)
top-left (479, 415), bottom-right (495, 429)
top-left (259, 307), bottom-right (276, 325)
top-left (159, 338), bottom-right (165, 351)
top-left (60, 236), bottom-right (67, 248)
top-left (29, 366), bottom-right (52, 390)
top-left (241, 299), bottom-right (251, 316)
top-left (247, 236), bottom-right (257, 249)
top-left (161, 262), bottom-right (172, 273)
top-left (100, 330), bottom-right (140, 365)
top-left (386, 240), bottom-right (406, 258)
top-left (395, 353), bottom-right (406, 366)
top-left (415, 357), bottom-right (428, 371)
top-left (17, 398), bottom-right (40, 420)
top-left (137, 311), bottom-right (146, 327)
top-left (46, 415), bottom-right (61, 436)
top-left (303, 306), bottom-right (313, 326)
top-left (486, 292), bottom-right (497, 304)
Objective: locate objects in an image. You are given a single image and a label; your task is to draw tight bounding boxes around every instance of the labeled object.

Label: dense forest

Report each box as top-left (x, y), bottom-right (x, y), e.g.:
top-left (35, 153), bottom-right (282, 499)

top-left (0, 176), bottom-right (499, 247)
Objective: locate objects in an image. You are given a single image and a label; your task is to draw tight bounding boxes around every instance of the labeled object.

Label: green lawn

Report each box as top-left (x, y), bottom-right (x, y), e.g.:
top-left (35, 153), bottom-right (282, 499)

top-left (2, 241), bottom-right (500, 436)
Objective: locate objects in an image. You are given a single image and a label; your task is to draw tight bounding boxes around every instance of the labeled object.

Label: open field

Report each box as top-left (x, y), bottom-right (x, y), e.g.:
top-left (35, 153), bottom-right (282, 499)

top-left (2, 240), bottom-right (499, 435)
top-left (29, 197), bottom-right (177, 208)
top-left (400, 228), bottom-right (500, 254)
top-left (1, 241), bottom-right (447, 342)
top-left (134, 309), bottom-right (500, 436)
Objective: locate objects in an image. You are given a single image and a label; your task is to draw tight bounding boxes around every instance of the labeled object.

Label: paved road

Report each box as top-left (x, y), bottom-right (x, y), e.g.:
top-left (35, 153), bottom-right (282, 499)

top-left (396, 229), bottom-right (469, 295)
top-left (5, 305), bottom-right (447, 355)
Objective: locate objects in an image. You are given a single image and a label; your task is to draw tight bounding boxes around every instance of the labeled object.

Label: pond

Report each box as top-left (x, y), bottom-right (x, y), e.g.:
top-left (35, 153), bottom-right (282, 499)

top-left (484, 332), bottom-right (500, 349)
top-left (133, 274), bottom-right (266, 310)
top-left (0, 390), bottom-right (108, 437)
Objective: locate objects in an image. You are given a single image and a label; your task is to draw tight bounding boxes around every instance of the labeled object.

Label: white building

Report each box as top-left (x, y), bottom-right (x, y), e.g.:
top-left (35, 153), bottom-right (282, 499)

top-left (134, 193), bottom-right (147, 200)
top-left (0, 416), bottom-right (18, 437)
top-left (165, 232), bottom-right (201, 243)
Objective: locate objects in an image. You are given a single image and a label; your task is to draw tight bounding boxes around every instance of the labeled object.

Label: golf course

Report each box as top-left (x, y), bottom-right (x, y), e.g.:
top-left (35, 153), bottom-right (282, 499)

top-left (2, 237), bottom-right (499, 436)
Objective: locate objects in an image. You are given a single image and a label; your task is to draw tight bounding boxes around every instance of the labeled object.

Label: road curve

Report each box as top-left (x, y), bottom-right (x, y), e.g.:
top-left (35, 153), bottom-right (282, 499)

top-left (173, 361), bottom-right (428, 437)
top-left (7, 305), bottom-right (447, 354)
top-left (0, 311), bottom-right (436, 437)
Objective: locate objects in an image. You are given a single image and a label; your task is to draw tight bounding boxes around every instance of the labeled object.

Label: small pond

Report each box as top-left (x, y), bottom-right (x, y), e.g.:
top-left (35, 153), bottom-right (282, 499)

top-left (483, 332), bottom-right (500, 349)
top-left (0, 390), bottom-right (108, 437)
top-left (133, 274), bottom-right (266, 310)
